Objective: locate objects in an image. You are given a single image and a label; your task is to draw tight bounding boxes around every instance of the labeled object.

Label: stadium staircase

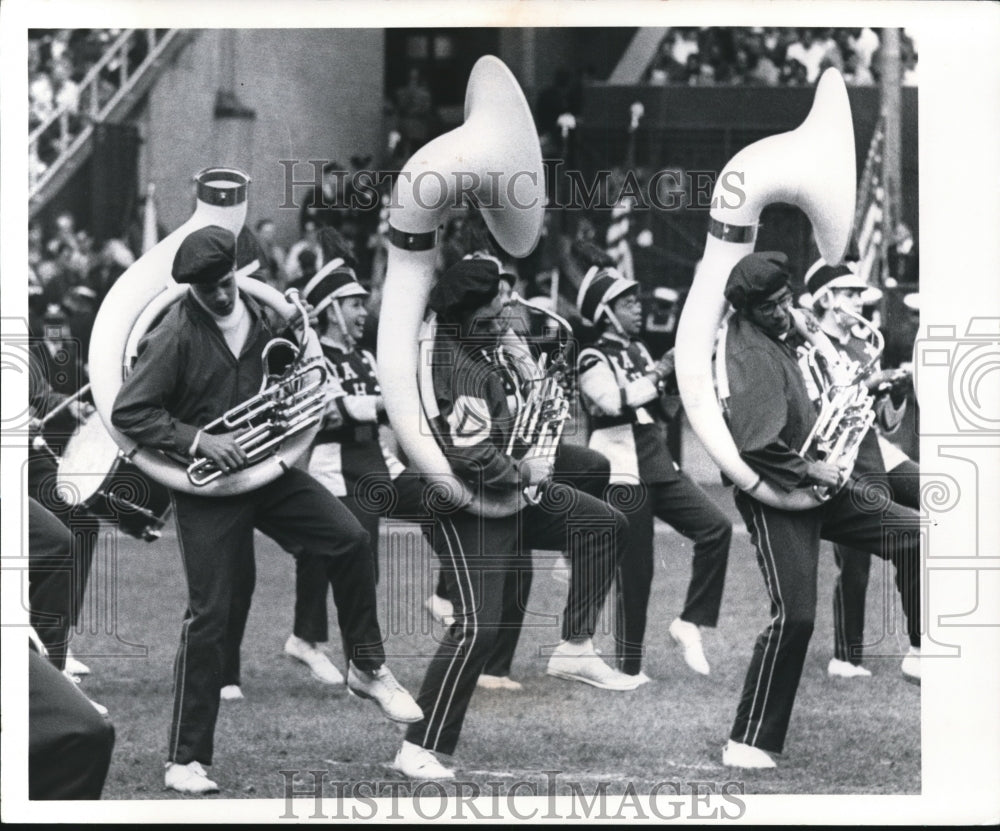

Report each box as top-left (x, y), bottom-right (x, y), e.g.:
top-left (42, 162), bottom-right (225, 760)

top-left (28, 29), bottom-right (195, 219)
top-left (607, 27), bottom-right (668, 85)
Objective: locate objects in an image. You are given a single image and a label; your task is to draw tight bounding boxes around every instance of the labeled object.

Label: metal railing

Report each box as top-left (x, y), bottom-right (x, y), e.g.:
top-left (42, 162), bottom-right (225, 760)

top-left (29, 29), bottom-right (185, 206)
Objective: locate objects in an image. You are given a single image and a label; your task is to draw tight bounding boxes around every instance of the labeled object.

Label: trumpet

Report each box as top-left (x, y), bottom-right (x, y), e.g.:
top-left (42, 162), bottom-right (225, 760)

top-left (496, 293), bottom-right (574, 492)
top-left (186, 289), bottom-right (329, 486)
top-left (797, 306), bottom-right (883, 500)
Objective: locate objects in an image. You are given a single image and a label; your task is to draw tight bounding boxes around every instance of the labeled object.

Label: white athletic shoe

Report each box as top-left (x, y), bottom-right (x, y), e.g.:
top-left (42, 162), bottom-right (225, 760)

top-left (827, 658), bottom-right (872, 678)
top-left (669, 617), bottom-right (710, 676)
top-left (393, 741), bottom-right (455, 780)
top-left (164, 761), bottom-right (219, 794)
top-left (347, 663), bottom-right (423, 723)
top-left (65, 649), bottom-right (91, 676)
top-left (220, 684), bottom-right (245, 701)
top-left (722, 740), bottom-right (776, 769)
top-left (424, 594), bottom-right (455, 627)
top-left (632, 670), bottom-right (653, 686)
top-left (284, 634), bottom-right (345, 685)
top-left (546, 640), bottom-right (641, 691)
top-left (901, 646), bottom-right (921, 685)
top-left (476, 674), bottom-right (523, 691)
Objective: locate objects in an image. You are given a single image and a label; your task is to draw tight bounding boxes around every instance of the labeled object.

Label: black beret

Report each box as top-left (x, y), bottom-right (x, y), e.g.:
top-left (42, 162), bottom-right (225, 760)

top-left (724, 251), bottom-right (790, 311)
top-left (172, 225), bottom-right (237, 285)
top-left (429, 257), bottom-right (502, 318)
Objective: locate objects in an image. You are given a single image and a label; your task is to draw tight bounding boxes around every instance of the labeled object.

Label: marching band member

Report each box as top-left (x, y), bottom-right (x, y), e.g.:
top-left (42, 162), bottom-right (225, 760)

top-left (717, 252), bottom-right (921, 769)
top-left (392, 257), bottom-right (636, 781)
top-left (111, 225), bottom-right (420, 795)
top-left (802, 260), bottom-right (921, 682)
top-left (28, 499), bottom-right (115, 800)
top-left (576, 265), bottom-right (733, 680)
top-left (427, 259), bottom-right (615, 692)
top-left (283, 254), bottom-right (407, 681)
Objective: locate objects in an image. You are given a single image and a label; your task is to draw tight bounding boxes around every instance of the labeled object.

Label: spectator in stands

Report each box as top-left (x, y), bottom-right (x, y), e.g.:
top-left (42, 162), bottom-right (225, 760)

top-left (51, 57), bottom-right (81, 117)
top-left (294, 249), bottom-right (319, 289)
top-left (284, 218), bottom-right (323, 284)
top-left (844, 50), bottom-right (874, 86)
top-left (784, 29), bottom-right (829, 84)
top-left (749, 49), bottom-right (781, 86)
top-left (254, 218), bottom-right (287, 290)
top-left (88, 239), bottom-right (134, 304)
top-left (46, 211), bottom-right (79, 259)
top-left (781, 58), bottom-right (809, 87)
top-left (848, 28), bottom-right (881, 73)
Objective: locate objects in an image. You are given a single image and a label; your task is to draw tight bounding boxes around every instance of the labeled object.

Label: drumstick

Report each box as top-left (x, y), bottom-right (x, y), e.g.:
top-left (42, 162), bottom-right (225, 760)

top-left (37, 383), bottom-right (92, 427)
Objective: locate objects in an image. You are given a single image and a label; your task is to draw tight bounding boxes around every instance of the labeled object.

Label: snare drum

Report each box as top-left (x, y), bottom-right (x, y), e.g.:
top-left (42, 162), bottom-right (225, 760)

top-left (57, 413), bottom-right (172, 541)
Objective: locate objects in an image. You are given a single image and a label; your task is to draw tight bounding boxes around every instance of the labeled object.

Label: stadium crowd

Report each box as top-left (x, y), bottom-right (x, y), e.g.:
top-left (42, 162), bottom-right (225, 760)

top-left (644, 27), bottom-right (918, 88)
top-left (29, 29), bottom-right (153, 186)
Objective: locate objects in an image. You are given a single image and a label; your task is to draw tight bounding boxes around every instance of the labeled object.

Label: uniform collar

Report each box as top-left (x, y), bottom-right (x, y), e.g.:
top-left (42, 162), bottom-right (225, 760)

top-left (599, 330), bottom-right (632, 347)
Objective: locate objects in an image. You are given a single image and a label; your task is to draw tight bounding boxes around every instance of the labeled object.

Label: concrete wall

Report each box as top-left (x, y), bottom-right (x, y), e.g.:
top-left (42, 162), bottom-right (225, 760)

top-left (139, 29), bottom-right (385, 247)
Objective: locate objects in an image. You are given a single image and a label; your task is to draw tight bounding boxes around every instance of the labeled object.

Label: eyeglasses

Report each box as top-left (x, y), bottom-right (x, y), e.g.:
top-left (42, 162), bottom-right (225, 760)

top-left (753, 290), bottom-right (794, 316)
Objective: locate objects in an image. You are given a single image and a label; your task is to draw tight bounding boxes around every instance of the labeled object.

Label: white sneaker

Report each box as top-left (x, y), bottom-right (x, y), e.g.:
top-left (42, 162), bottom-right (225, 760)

top-left (164, 761), bottom-right (219, 794)
top-left (425, 594), bottom-right (455, 627)
top-left (65, 650), bottom-right (91, 676)
top-left (347, 663), bottom-right (423, 723)
top-left (220, 684), bottom-right (245, 701)
top-left (546, 640), bottom-right (641, 691)
top-left (901, 646), bottom-right (921, 685)
top-left (393, 741), bottom-right (455, 780)
top-left (633, 671), bottom-right (653, 686)
top-left (284, 634), bottom-right (345, 685)
top-left (827, 658), bottom-right (872, 678)
top-left (476, 674), bottom-right (523, 691)
top-left (722, 740), bottom-right (776, 769)
top-left (669, 617), bottom-right (710, 676)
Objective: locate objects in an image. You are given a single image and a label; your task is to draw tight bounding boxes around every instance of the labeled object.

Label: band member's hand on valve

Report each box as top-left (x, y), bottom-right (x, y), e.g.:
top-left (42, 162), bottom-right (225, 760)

top-left (196, 432), bottom-right (250, 474)
top-left (520, 455), bottom-right (555, 487)
top-left (805, 459), bottom-right (844, 488)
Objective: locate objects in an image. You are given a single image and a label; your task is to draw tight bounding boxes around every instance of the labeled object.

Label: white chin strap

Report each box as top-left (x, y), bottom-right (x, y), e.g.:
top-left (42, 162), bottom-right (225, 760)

top-left (331, 298), bottom-right (356, 349)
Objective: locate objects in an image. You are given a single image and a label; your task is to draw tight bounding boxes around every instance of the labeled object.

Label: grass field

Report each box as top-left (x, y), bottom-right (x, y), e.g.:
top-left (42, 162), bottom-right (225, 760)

top-left (67, 471), bottom-right (920, 802)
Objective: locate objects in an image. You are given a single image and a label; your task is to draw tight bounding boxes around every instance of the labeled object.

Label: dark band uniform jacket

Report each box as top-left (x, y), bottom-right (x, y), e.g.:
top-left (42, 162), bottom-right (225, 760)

top-left (429, 328), bottom-right (534, 497)
top-left (111, 291), bottom-right (274, 454)
top-left (721, 314), bottom-right (817, 493)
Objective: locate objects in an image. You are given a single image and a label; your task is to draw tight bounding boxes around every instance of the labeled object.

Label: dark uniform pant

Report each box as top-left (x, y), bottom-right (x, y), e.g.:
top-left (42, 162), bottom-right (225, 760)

top-left (484, 443), bottom-right (612, 677)
top-left (833, 459), bottom-right (920, 663)
top-left (406, 481), bottom-right (628, 755)
top-left (613, 472), bottom-right (732, 675)
top-left (289, 469), bottom-right (426, 648)
top-left (28, 451), bottom-right (98, 669)
top-left (28, 498), bottom-right (76, 672)
top-left (169, 468), bottom-right (383, 766)
top-left (731, 479), bottom-right (921, 753)
top-left (29, 648), bottom-right (115, 799)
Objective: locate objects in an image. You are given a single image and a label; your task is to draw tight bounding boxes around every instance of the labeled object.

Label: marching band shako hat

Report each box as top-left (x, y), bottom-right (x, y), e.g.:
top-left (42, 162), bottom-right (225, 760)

top-left (303, 257), bottom-right (367, 315)
top-left (802, 258), bottom-right (882, 307)
top-left (172, 225), bottom-right (237, 285)
top-left (724, 251), bottom-right (790, 311)
top-left (428, 257), bottom-right (502, 318)
top-left (576, 265), bottom-right (638, 326)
